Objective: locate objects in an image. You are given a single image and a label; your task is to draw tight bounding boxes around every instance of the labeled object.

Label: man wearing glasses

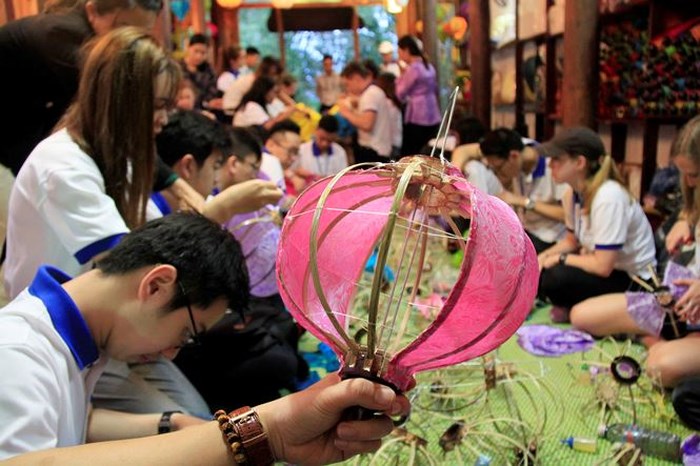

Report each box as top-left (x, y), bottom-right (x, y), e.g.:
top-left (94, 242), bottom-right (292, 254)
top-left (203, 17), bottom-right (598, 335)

top-left (0, 213), bottom-right (247, 457)
top-left (480, 128), bottom-right (568, 254)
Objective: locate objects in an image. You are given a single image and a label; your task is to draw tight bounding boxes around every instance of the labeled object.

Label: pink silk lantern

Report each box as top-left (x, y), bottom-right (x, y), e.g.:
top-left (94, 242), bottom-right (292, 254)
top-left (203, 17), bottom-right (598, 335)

top-left (276, 156), bottom-right (539, 392)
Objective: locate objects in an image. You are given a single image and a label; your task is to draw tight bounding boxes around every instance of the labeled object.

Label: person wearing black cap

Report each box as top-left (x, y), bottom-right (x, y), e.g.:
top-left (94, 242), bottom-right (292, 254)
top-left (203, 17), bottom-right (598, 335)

top-left (480, 128), bottom-right (568, 254)
top-left (536, 127), bottom-right (656, 322)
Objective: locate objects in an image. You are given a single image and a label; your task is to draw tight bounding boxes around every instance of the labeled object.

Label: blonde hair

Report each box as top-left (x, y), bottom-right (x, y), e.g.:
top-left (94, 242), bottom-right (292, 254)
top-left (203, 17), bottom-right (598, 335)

top-left (673, 115), bottom-right (700, 225)
top-left (583, 154), bottom-right (629, 213)
top-left (64, 27), bottom-right (180, 228)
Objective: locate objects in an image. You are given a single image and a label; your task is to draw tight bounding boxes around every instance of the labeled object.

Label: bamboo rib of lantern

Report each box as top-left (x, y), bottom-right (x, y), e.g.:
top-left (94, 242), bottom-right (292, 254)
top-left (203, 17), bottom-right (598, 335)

top-left (309, 159), bottom-right (425, 359)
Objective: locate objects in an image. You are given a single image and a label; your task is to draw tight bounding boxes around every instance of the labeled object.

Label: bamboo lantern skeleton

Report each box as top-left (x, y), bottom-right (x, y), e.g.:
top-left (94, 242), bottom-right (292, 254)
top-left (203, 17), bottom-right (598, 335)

top-left (276, 95), bottom-right (539, 393)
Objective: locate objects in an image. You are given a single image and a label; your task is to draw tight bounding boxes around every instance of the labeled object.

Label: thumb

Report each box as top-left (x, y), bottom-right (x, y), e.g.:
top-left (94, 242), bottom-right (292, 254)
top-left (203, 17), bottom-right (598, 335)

top-left (674, 279), bottom-right (694, 286)
top-left (314, 378), bottom-right (398, 419)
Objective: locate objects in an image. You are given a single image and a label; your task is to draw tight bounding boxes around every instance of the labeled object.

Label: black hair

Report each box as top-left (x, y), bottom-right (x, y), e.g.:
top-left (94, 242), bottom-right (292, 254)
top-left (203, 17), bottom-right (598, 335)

top-left (318, 115), bottom-right (339, 134)
top-left (375, 72), bottom-right (401, 108)
top-left (268, 119), bottom-right (301, 139)
top-left (258, 56), bottom-right (282, 78)
top-left (228, 126), bottom-right (263, 162)
top-left (97, 212), bottom-right (249, 314)
top-left (398, 35), bottom-right (429, 68)
top-left (454, 116), bottom-right (486, 145)
top-left (479, 128), bottom-right (524, 159)
top-left (245, 46), bottom-right (260, 55)
top-left (189, 33), bottom-right (208, 47)
top-left (341, 61), bottom-right (370, 79)
top-left (236, 76), bottom-right (276, 113)
top-left (322, 54), bottom-right (333, 61)
top-left (156, 110), bottom-right (230, 167)
top-left (362, 59), bottom-right (379, 80)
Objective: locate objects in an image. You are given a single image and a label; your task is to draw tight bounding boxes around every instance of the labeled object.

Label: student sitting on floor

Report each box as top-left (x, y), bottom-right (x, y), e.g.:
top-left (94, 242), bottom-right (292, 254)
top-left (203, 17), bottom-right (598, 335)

top-left (537, 127), bottom-right (656, 321)
top-left (480, 128), bottom-right (568, 254)
top-left (571, 117), bottom-right (700, 430)
top-left (176, 127), bottom-right (307, 410)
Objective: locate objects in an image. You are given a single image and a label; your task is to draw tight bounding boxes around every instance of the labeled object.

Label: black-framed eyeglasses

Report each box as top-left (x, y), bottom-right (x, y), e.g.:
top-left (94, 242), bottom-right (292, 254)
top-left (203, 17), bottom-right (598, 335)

top-left (178, 282), bottom-right (202, 347)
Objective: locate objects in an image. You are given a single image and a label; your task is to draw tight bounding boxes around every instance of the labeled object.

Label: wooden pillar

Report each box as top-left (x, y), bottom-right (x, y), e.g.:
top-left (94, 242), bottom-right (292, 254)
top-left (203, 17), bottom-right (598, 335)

top-left (217, 6), bottom-right (239, 50)
top-left (190, 0), bottom-right (206, 34)
top-left (469, 0), bottom-right (490, 127)
top-left (422, 0), bottom-right (439, 86)
top-left (352, 7), bottom-right (360, 61)
top-left (275, 8), bottom-right (285, 66)
top-left (155, 0), bottom-right (173, 52)
top-left (562, 0), bottom-right (597, 128)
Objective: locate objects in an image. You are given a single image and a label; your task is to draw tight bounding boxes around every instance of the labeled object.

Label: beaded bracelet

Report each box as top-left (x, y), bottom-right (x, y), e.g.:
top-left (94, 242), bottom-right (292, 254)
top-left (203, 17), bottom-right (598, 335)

top-left (214, 407), bottom-right (275, 465)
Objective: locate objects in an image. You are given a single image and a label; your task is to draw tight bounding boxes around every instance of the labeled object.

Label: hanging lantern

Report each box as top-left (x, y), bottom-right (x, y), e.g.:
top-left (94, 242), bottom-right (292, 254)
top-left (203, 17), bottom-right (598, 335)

top-left (385, 0), bottom-right (402, 14)
top-left (215, 0), bottom-right (241, 8)
top-left (450, 16), bottom-right (468, 41)
top-left (271, 0), bottom-right (294, 9)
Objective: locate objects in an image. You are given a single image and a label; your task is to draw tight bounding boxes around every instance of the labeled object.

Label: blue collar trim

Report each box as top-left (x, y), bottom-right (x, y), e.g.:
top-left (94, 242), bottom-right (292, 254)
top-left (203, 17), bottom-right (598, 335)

top-left (150, 192), bottom-right (172, 216)
top-left (532, 155), bottom-right (546, 179)
top-left (28, 266), bottom-right (99, 370)
top-left (312, 141), bottom-right (332, 157)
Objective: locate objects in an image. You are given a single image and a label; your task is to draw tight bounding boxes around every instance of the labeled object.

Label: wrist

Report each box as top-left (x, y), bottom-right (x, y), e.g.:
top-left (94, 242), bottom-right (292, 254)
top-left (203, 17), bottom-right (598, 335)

top-left (158, 410), bottom-right (182, 434)
top-left (524, 198), bottom-right (536, 211)
top-left (558, 253), bottom-right (569, 266)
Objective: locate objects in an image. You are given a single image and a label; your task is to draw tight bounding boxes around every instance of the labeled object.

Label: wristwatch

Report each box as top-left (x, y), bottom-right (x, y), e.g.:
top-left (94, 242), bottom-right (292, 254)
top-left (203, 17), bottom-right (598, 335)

top-left (158, 410), bottom-right (182, 434)
top-left (524, 198), bottom-right (536, 211)
top-left (559, 253), bottom-right (569, 266)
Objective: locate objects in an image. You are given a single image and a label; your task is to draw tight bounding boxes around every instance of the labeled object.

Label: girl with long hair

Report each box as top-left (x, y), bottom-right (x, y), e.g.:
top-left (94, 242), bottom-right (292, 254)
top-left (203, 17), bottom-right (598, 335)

top-left (233, 76), bottom-right (294, 130)
top-left (537, 126), bottom-right (656, 318)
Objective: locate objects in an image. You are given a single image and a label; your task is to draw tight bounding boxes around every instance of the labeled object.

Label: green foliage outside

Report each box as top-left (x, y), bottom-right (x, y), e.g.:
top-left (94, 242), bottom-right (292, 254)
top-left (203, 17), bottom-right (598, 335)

top-left (238, 6), bottom-right (397, 109)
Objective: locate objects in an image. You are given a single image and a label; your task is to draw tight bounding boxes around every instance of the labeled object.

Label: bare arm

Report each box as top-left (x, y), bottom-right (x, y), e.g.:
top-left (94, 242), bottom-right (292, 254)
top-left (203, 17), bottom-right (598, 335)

top-left (86, 409), bottom-right (205, 443)
top-left (500, 191), bottom-right (565, 222)
top-left (337, 99), bottom-right (376, 132)
top-left (4, 376), bottom-right (410, 466)
top-left (203, 179), bottom-right (283, 224)
top-left (542, 248), bottom-right (620, 277)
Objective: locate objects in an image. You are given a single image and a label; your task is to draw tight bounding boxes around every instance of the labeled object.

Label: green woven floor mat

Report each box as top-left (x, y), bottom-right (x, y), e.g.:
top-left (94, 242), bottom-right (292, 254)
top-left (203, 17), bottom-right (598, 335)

top-left (296, 304), bottom-right (694, 465)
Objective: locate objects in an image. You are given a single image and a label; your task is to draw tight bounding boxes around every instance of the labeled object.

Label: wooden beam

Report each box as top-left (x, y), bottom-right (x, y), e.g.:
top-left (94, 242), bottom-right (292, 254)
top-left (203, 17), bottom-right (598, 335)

top-left (352, 7), bottom-right (359, 61)
top-left (422, 0), bottom-right (438, 87)
top-left (469, 0), bottom-right (490, 127)
top-left (190, 0), bottom-right (206, 33)
top-left (275, 8), bottom-right (285, 66)
top-left (562, 0), bottom-right (597, 128)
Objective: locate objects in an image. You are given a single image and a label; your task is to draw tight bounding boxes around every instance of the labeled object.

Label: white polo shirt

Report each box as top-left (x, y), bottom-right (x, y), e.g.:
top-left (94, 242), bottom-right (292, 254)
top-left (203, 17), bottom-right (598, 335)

top-left (565, 180), bottom-right (656, 278)
top-left (358, 84), bottom-right (392, 158)
top-left (297, 140), bottom-right (348, 177)
top-left (465, 159), bottom-right (504, 196)
top-left (260, 151), bottom-right (285, 191)
top-left (4, 129), bottom-right (129, 298)
top-left (233, 102), bottom-right (269, 128)
top-left (516, 155), bottom-right (568, 243)
top-left (223, 73), bottom-right (255, 114)
top-left (0, 266), bottom-right (107, 459)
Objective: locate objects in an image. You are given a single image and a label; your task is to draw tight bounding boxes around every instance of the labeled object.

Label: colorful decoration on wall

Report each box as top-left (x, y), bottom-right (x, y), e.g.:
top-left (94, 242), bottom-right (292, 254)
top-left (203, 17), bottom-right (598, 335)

top-left (170, 0), bottom-right (190, 21)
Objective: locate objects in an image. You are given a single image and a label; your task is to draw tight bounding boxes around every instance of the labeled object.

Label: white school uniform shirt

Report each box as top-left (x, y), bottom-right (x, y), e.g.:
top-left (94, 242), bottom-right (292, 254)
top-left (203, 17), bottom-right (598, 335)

top-left (464, 159), bottom-right (504, 196)
top-left (233, 101), bottom-right (270, 128)
top-left (564, 179), bottom-right (656, 278)
top-left (297, 140), bottom-right (348, 177)
top-left (358, 84), bottom-right (392, 158)
top-left (223, 73), bottom-right (256, 114)
top-left (0, 266), bottom-right (107, 459)
top-left (260, 151), bottom-right (285, 191)
top-left (4, 129), bottom-right (129, 298)
top-left (514, 153), bottom-right (568, 243)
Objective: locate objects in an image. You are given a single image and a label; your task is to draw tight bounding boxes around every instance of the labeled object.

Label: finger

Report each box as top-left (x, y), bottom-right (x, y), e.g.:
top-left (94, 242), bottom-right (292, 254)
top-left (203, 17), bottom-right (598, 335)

top-left (315, 379), bottom-right (398, 416)
top-left (336, 417), bottom-right (394, 442)
top-left (674, 279), bottom-right (695, 286)
top-left (333, 439), bottom-right (383, 457)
